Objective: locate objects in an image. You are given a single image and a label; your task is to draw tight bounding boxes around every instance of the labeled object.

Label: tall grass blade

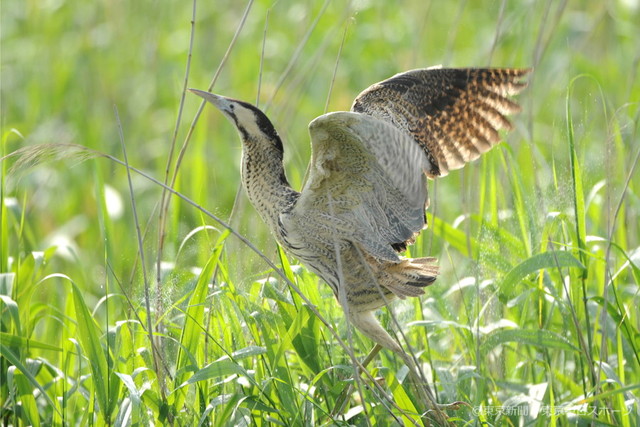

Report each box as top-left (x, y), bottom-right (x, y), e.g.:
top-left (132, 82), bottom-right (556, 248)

top-left (7, 366), bottom-right (40, 427)
top-left (498, 250), bottom-right (585, 299)
top-left (173, 230), bottom-right (229, 409)
top-left (180, 346), bottom-right (266, 387)
top-left (0, 332), bottom-right (61, 352)
top-left (290, 304), bottom-right (322, 373)
top-left (70, 279), bottom-right (119, 422)
top-left (429, 213), bottom-right (479, 259)
top-left (566, 76), bottom-right (597, 391)
top-left (565, 77), bottom-right (589, 269)
top-left (0, 294), bottom-right (21, 336)
top-left (115, 372), bottom-right (149, 426)
top-left (1, 346), bottom-right (59, 416)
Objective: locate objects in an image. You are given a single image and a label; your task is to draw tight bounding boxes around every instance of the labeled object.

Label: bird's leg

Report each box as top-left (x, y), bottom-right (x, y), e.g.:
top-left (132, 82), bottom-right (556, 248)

top-left (347, 310), bottom-right (451, 425)
top-left (347, 310), bottom-right (404, 354)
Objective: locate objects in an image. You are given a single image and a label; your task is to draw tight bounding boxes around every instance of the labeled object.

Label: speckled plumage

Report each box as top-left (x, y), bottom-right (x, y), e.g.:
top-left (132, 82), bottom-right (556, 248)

top-left (352, 67), bottom-right (530, 177)
top-left (190, 67), bottom-right (529, 357)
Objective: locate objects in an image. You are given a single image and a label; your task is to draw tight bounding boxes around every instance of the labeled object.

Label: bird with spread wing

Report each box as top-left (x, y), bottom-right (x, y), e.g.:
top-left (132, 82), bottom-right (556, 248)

top-left (191, 67), bottom-right (528, 350)
top-left (190, 67), bottom-right (529, 419)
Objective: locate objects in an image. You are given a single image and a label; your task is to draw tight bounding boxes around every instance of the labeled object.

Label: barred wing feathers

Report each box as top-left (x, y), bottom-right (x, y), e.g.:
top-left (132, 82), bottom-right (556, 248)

top-left (352, 67), bottom-right (530, 177)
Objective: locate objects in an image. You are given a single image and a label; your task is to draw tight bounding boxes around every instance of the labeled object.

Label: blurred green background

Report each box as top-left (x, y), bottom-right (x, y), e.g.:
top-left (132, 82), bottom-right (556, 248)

top-left (2, 0), bottom-right (639, 425)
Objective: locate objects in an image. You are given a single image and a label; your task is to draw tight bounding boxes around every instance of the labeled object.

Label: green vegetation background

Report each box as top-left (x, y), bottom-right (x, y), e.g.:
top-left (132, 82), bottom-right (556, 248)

top-left (2, 0), bottom-right (639, 425)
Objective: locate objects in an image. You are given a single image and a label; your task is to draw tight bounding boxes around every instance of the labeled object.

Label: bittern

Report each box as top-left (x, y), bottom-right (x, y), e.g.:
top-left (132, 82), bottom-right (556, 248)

top-left (191, 66), bottom-right (528, 368)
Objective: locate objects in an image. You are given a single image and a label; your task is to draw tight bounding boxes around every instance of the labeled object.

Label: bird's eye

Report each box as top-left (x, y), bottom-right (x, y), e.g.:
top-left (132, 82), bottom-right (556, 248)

top-left (229, 104), bottom-right (235, 111)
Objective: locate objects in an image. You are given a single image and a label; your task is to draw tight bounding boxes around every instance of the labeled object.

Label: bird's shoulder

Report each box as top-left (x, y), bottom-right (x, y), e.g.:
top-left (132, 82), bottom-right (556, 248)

top-left (303, 111), bottom-right (431, 200)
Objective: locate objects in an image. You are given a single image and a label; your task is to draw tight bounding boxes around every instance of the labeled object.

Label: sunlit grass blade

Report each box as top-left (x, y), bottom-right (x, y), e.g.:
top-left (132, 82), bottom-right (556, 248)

top-left (0, 332), bottom-right (62, 352)
top-left (429, 214), bottom-right (479, 259)
top-left (0, 294), bottom-right (21, 336)
top-left (565, 76), bottom-right (589, 273)
top-left (589, 295), bottom-right (640, 366)
top-left (615, 329), bottom-right (632, 427)
top-left (498, 250), bottom-right (585, 299)
top-left (574, 382), bottom-right (640, 405)
top-left (566, 75), bottom-right (600, 394)
top-left (115, 371), bottom-right (150, 426)
top-left (274, 244), bottom-right (301, 326)
top-left (277, 244), bottom-right (297, 296)
top-left (1, 345), bottom-right (59, 417)
top-left (572, 81), bottom-right (594, 266)
top-left (180, 345), bottom-right (266, 387)
top-left (606, 240), bottom-right (640, 286)
top-left (289, 304), bottom-right (322, 374)
top-left (212, 393), bottom-right (243, 427)
top-left (385, 371), bottom-right (421, 425)
top-left (548, 368), bottom-right (558, 427)
top-left (70, 277), bottom-right (120, 422)
top-left (7, 366), bottom-right (41, 427)
top-left (173, 230), bottom-right (230, 409)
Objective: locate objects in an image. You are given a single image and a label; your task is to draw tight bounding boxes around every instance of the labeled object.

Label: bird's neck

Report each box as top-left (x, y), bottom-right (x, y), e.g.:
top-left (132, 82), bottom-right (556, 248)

top-left (241, 138), bottom-right (299, 231)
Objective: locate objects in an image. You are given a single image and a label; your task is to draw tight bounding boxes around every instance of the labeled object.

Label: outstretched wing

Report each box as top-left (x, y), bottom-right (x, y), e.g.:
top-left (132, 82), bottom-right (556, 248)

top-left (351, 67), bottom-right (530, 177)
top-left (285, 112), bottom-right (432, 261)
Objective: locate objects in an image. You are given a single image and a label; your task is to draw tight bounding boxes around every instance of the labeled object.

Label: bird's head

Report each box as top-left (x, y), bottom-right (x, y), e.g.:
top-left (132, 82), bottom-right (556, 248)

top-left (189, 89), bottom-right (283, 152)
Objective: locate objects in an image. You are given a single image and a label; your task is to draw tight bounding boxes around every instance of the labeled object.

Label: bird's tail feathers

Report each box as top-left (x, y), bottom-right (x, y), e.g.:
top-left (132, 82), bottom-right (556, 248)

top-left (383, 257), bottom-right (438, 298)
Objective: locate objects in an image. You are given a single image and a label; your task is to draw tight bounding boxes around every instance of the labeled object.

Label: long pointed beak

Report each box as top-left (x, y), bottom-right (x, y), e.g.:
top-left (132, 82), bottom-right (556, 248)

top-left (188, 89), bottom-right (234, 114)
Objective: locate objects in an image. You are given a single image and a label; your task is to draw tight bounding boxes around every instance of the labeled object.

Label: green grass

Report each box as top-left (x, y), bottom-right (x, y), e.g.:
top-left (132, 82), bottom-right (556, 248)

top-left (2, 0), bottom-right (639, 425)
